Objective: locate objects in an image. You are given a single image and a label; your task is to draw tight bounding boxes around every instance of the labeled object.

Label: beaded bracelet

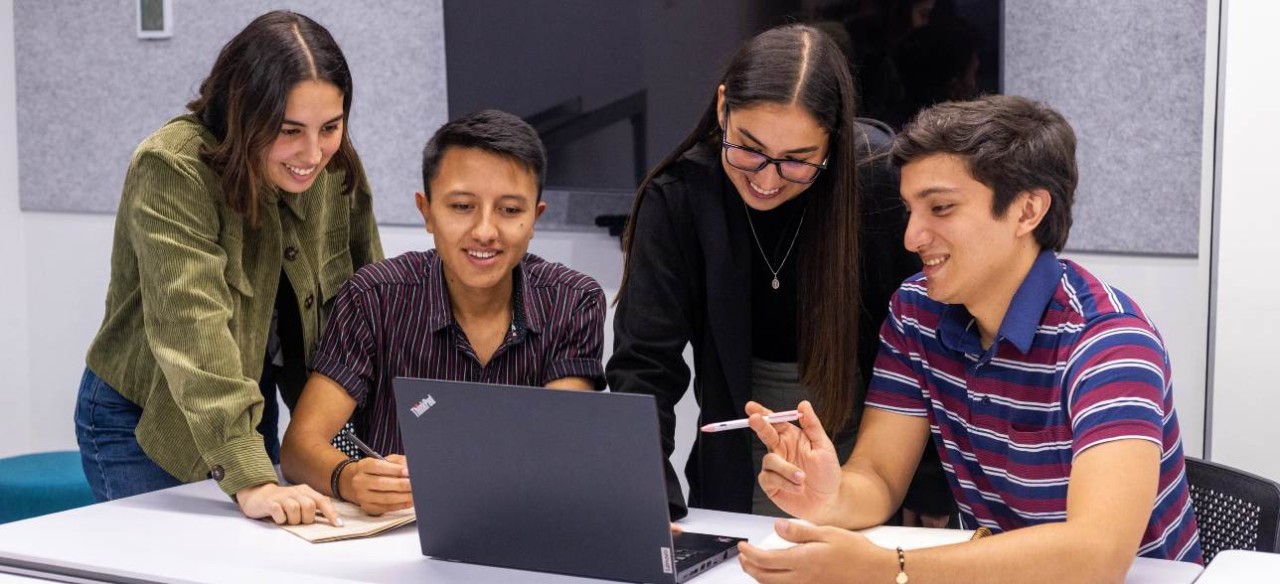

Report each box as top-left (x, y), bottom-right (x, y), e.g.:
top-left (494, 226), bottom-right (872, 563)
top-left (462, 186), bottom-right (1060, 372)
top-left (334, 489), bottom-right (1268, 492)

top-left (895, 546), bottom-right (909, 583)
top-left (329, 457), bottom-right (356, 503)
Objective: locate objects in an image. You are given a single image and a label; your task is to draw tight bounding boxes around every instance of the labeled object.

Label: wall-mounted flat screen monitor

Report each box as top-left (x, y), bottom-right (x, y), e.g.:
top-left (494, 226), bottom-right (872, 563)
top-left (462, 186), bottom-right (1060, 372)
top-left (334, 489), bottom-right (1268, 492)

top-left (444, 0), bottom-right (1002, 193)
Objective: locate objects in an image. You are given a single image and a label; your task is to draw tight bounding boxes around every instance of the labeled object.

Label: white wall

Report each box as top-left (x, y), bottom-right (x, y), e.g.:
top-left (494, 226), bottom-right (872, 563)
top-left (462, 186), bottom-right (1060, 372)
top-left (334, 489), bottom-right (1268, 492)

top-left (1207, 1), bottom-right (1280, 481)
top-left (0, 0), bottom-right (32, 458)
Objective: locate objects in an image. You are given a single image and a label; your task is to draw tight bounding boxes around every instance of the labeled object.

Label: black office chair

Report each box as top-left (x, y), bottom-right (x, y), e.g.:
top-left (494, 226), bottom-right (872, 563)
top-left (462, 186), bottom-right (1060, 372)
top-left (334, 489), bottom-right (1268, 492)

top-left (1185, 457), bottom-right (1280, 563)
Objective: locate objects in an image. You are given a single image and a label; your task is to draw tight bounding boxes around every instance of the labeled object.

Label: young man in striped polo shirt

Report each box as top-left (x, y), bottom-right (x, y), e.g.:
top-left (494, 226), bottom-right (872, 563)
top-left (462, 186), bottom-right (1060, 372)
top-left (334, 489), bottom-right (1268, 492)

top-left (279, 110), bottom-right (606, 518)
top-left (737, 95), bottom-right (1202, 583)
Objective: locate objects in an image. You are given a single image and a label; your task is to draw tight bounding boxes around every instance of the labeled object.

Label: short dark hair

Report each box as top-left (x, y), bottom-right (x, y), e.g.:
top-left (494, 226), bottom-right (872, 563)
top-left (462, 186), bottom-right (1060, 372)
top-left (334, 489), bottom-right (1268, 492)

top-left (188, 11), bottom-right (362, 227)
top-left (421, 109), bottom-right (547, 201)
top-left (892, 95), bottom-right (1078, 251)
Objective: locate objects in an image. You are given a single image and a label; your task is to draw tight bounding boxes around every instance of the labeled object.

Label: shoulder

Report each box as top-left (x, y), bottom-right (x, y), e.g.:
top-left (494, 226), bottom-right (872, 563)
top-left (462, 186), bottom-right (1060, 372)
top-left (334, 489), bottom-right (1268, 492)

top-left (344, 250), bottom-right (433, 295)
top-left (131, 115), bottom-right (216, 172)
top-left (648, 142), bottom-right (721, 196)
top-left (1055, 259), bottom-right (1155, 328)
top-left (854, 118), bottom-right (895, 156)
top-left (1053, 260), bottom-right (1166, 358)
top-left (522, 254), bottom-right (604, 301)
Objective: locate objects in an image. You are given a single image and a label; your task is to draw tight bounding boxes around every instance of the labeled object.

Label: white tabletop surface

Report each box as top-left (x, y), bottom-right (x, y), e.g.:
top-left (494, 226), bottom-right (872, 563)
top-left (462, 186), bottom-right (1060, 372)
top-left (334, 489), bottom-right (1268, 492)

top-left (0, 480), bottom-right (1202, 583)
top-left (1195, 549), bottom-right (1280, 582)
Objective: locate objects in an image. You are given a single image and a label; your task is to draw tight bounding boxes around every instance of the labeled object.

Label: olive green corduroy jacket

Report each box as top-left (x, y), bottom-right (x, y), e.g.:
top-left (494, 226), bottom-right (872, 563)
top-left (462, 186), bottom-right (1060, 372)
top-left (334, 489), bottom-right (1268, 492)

top-left (85, 115), bottom-right (383, 496)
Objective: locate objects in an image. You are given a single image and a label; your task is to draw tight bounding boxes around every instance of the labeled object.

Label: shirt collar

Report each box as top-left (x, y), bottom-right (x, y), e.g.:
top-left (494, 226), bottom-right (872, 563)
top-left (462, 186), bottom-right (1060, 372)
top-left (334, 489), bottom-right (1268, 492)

top-left (425, 251), bottom-right (537, 334)
top-left (937, 249), bottom-right (1062, 355)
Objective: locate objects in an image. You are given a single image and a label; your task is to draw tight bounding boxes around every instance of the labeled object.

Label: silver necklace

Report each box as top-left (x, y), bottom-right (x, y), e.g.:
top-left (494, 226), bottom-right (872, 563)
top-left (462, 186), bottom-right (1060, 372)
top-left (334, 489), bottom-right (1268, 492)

top-left (743, 202), bottom-right (806, 290)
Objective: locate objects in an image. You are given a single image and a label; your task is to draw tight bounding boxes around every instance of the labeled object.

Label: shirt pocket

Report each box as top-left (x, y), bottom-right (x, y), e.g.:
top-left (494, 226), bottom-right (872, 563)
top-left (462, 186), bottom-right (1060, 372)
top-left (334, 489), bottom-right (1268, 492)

top-left (222, 241), bottom-right (254, 299)
top-left (1000, 421), bottom-right (1073, 509)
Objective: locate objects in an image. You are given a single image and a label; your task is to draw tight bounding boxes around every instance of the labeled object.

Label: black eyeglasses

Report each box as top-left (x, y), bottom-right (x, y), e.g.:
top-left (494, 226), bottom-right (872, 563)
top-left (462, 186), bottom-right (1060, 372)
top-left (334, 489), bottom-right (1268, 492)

top-left (720, 111), bottom-right (828, 184)
top-left (721, 140), bottom-right (828, 184)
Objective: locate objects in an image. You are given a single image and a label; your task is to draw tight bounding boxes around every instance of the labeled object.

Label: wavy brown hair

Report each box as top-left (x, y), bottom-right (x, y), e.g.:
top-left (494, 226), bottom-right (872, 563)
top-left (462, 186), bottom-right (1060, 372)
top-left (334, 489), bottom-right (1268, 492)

top-left (618, 24), bottom-right (862, 433)
top-left (186, 10), bottom-right (363, 226)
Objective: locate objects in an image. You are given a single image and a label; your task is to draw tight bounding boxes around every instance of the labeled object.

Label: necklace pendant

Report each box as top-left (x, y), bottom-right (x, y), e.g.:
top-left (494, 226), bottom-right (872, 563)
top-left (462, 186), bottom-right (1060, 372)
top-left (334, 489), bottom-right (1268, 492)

top-left (771, 277), bottom-right (780, 290)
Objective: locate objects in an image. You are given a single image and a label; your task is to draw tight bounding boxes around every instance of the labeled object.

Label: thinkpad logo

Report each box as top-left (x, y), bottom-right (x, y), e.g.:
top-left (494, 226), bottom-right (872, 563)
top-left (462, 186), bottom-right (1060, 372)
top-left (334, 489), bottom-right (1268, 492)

top-left (410, 395), bottom-right (437, 418)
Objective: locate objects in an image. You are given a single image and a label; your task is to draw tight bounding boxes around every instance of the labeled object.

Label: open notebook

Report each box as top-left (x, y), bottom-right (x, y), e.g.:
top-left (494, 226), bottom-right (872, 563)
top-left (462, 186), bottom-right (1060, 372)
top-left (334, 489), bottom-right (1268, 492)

top-left (279, 502), bottom-right (416, 543)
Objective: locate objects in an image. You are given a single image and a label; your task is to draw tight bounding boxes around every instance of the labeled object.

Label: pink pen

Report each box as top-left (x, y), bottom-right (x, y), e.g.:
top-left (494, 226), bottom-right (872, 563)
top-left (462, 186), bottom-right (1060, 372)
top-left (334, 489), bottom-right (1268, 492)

top-left (700, 410), bottom-right (801, 433)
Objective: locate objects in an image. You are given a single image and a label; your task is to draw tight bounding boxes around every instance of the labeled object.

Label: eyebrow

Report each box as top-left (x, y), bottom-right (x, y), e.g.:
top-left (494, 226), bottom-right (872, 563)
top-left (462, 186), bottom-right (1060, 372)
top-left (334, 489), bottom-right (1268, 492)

top-left (282, 114), bottom-right (345, 127)
top-left (906, 186), bottom-right (961, 200)
top-left (444, 191), bottom-right (532, 203)
top-left (738, 127), bottom-right (820, 155)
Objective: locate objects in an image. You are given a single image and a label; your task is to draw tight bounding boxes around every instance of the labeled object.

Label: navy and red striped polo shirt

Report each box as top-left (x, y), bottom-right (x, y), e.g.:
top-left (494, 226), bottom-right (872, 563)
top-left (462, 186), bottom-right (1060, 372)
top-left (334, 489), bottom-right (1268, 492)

top-left (311, 250), bottom-right (606, 456)
top-left (867, 250), bottom-right (1203, 563)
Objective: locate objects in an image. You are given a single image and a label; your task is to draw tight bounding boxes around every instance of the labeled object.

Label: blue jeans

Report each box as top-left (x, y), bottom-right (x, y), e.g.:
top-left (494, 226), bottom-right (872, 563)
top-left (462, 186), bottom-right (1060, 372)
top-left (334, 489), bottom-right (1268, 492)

top-left (74, 361), bottom-right (280, 502)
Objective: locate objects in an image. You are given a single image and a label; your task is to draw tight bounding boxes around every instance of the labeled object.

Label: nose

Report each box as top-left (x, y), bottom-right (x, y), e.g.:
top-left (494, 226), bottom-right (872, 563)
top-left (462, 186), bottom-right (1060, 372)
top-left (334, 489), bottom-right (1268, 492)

top-left (903, 210), bottom-right (930, 253)
top-left (302, 133), bottom-right (324, 166)
top-left (471, 208), bottom-right (498, 243)
top-left (751, 164), bottom-right (787, 190)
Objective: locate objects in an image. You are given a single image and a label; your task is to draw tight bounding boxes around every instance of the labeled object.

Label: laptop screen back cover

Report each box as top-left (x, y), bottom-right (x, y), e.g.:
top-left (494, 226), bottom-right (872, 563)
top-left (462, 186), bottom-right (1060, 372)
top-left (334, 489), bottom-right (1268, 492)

top-left (393, 378), bottom-right (678, 583)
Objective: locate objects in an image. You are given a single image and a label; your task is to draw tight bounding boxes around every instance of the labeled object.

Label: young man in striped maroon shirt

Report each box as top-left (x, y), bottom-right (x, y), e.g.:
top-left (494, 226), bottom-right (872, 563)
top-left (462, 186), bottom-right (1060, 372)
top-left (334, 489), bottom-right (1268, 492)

top-left (280, 110), bottom-right (606, 517)
top-left (736, 96), bottom-right (1202, 583)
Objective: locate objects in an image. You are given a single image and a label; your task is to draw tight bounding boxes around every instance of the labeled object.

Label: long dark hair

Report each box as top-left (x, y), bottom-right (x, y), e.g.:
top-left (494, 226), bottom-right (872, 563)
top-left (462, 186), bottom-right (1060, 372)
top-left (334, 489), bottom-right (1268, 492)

top-left (618, 24), bottom-right (862, 433)
top-left (186, 10), bottom-right (363, 226)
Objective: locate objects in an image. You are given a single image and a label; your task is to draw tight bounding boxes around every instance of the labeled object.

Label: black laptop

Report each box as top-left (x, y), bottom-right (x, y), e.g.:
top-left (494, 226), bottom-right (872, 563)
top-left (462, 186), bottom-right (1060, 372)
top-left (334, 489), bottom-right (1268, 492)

top-left (392, 378), bottom-right (745, 583)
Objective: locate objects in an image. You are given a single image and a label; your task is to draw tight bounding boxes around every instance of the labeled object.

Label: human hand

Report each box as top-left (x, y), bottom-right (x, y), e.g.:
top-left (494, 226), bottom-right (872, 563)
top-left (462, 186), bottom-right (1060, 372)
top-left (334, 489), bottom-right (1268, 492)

top-left (235, 482), bottom-right (343, 526)
top-left (738, 519), bottom-right (893, 584)
top-left (345, 454), bottom-right (413, 516)
top-left (747, 400), bottom-right (842, 520)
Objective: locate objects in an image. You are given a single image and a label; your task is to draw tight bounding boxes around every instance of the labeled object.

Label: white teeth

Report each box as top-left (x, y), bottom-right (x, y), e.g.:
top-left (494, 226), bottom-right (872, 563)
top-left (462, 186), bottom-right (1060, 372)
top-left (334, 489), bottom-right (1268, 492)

top-left (749, 180), bottom-right (781, 196)
top-left (467, 250), bottom-right (497, 259)
top-left (285, 164), bottom-right (316, 177)
top-left (923, 256), bottom-right (948, 267)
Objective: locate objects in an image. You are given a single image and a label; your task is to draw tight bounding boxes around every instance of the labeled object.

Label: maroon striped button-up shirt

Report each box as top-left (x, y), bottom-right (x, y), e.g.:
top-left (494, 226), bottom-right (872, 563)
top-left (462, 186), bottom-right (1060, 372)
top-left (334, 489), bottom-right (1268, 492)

top-left (311, 250), bottom-right (606, 455)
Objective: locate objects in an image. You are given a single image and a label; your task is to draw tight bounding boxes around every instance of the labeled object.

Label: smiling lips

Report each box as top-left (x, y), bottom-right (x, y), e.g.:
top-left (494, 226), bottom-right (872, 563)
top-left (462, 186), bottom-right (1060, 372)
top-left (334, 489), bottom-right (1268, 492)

top-left (921, 254), bottom-right (950, 275)
top-left (466, 249), bottom-right (500, 265)
top-left (747, 179), bottom-right (782, 198)
top-left (285, 163), bottom-right (317, 179)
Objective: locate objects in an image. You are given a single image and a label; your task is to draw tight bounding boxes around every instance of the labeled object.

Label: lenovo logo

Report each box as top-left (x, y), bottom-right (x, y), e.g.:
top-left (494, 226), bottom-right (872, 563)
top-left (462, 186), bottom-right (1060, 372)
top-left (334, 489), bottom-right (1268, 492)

top-left (660, 547), bottom-right (673, 574)
top-left (410, 395), bottom-right (437, 418)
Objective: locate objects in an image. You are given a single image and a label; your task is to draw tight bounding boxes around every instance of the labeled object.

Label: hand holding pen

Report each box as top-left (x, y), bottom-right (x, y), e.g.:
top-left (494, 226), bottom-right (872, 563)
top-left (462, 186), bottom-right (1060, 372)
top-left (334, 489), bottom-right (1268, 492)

top-left (339, 428), bottom-right (414, 516)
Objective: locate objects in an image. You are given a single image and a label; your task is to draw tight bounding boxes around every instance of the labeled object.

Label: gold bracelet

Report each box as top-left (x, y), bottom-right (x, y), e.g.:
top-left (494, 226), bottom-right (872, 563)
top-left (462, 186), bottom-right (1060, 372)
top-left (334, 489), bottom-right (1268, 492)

top-left (895, 546), bottom-right (909, 583)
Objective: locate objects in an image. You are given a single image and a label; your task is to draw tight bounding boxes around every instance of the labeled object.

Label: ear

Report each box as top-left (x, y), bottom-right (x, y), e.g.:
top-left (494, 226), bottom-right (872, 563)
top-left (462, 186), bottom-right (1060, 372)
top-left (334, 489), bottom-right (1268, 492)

top-left (716, 84), bottom-right (727, 130)
top-left (416, 191), bottom-right (434, 234)
top-left (1014, 188), bottom-right (1051, 239)
top-left (534, 200), bottom-right (547, 221)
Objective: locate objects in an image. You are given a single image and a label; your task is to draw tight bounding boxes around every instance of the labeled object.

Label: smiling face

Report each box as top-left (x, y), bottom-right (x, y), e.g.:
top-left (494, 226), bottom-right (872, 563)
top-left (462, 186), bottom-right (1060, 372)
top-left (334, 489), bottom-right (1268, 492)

top-left (716, 91), bottom-right (830, 212)
top-left (264, 80), bottom-right (345, 194)
top-left (418, 146), bottom-right (546, 297)
top-left (900, 153), bottom-right (1047, 316)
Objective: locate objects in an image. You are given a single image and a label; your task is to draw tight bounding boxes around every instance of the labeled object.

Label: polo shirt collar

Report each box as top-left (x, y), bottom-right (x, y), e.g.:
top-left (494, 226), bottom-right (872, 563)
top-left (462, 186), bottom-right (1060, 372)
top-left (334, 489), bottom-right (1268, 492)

top-left (424, 251), bottom-right (535, 334)
top-left (937, 250), bottom-right (1062, 355)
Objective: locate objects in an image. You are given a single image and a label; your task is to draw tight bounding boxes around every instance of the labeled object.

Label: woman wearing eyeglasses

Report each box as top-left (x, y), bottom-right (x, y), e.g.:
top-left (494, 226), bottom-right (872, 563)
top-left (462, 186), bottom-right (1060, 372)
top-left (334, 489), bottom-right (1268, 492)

top-left (608, 23), bottom-right (952, 523)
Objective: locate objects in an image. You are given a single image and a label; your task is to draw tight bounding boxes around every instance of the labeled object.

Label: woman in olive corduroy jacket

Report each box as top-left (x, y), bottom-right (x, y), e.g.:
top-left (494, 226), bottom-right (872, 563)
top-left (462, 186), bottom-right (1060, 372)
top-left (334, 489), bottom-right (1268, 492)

top-left (74, 11), bottom-right (382, 526)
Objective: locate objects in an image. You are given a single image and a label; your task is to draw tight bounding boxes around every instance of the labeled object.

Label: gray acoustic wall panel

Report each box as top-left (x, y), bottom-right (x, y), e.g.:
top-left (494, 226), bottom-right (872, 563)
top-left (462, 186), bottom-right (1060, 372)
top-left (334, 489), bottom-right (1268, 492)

top-left (1005, 1), bottom-right (1206, 256)
top-left (15, 0), bottom-right (446, 226)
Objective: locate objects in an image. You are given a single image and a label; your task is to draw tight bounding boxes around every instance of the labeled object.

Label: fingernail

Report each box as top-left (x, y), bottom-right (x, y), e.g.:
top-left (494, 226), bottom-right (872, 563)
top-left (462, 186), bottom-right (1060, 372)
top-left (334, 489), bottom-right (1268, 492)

top-left (777, 520), bottom-right (790, 533)
top-left (794, 470), bottom-right (805, 482)
top-left (335, 517), bottom-right (344, 527)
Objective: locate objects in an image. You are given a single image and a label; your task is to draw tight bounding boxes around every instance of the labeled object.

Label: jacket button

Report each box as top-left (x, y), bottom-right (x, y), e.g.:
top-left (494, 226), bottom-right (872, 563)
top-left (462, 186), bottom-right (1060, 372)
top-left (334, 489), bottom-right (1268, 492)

top-left (211, 465), bottom-right (225, 481)
top-left (284, 247), bottom-right (298, 261)
top-left (304, 294), bottom-right (314, 309)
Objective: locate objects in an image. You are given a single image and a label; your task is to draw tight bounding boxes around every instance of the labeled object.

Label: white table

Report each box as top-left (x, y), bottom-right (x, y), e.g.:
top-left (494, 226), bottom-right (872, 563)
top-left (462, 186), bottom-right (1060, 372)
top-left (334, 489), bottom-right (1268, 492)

top-left (0, 480), bottom-right (1201, 583)
top-left (1195, 549), bottom-right (1280, 582)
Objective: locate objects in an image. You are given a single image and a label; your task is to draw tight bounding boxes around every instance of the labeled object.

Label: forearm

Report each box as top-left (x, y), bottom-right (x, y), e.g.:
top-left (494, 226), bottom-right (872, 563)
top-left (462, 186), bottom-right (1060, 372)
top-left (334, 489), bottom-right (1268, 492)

top-left (895, 521), bottom-right (1136, 584)
top-left (815, 462), bottom-right (901, 529)
top-left (280, 431), bottom-right (348, 496)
